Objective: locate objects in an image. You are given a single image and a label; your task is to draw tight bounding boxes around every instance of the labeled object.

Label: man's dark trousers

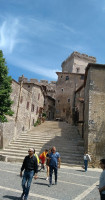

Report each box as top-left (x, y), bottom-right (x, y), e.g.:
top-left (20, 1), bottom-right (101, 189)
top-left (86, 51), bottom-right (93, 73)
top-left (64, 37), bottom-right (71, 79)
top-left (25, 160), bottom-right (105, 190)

top-left (100, 193), bottom-right (105, 200)
top-left (22, 170), bottom-right (34, 199)
top-left (49, 166), bottom-right (57, 185)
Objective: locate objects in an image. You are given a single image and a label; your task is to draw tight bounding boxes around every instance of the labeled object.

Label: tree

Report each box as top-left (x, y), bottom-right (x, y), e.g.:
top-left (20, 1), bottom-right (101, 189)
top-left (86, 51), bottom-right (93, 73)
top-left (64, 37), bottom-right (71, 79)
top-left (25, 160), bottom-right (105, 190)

top-left (0, 50), bottom-right (13, 122)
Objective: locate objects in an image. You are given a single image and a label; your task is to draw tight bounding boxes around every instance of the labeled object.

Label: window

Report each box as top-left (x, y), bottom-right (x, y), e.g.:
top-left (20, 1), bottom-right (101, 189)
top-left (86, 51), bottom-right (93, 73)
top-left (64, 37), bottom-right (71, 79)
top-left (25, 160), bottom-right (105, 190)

top-left (20, 96), bottom-right (23, 103)
top-left (26, 102), bottom-right (29, 110)
top-left (38, 93), bottom-right (40, 100)
top-left (80, 75), bottom-right (84, 80)
top-left (61, 88), bottom-right (64, 92)
top-left (58, 100), bottom-right (60, 103)
top-left (31, 104), bottom-right (34, 112)
top-left (68, 99), bottom-right (70, 102)
top-left (61, 76), bottom-right (62, 78)
top-left (63, 108), bottom-right (65, 112)
top-left (56, 110), bottom-right (59, 113)
top-left (65, 76), bottom-right (69, 80)
top-left (28, 85), bottom-right (30, 88)
top-left (76, 68), bottom-right (80, 73)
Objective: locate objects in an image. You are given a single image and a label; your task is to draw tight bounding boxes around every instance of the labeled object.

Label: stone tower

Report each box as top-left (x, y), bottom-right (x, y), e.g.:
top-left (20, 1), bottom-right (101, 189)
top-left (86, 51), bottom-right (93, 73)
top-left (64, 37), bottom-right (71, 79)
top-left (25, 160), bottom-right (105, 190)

top-left (61, 51), bottom-right (96, 74)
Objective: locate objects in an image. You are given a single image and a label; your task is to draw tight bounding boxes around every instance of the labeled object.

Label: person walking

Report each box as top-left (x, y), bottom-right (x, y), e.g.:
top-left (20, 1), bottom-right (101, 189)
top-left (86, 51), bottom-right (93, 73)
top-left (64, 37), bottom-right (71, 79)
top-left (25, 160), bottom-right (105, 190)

top-left (39, 149), bottom-right (48, 171)
top-left (99, 159), bottom-right (105, 200)
top-left (48, 146), bottom-right (61, 187)
top-left (84, 152), bottom-right (91, 172)
top-left (20, 148), bottom-right (38, 200)
top-left (46, 148), bottom-right (51, 181)
top-left (34, 149), bottom-right (40, 166)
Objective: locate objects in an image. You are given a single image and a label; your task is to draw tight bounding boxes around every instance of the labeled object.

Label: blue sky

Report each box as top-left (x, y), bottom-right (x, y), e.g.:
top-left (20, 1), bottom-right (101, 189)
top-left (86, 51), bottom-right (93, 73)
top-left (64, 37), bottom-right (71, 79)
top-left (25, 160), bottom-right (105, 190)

top-left (0, 0), bottom-right (105, 82)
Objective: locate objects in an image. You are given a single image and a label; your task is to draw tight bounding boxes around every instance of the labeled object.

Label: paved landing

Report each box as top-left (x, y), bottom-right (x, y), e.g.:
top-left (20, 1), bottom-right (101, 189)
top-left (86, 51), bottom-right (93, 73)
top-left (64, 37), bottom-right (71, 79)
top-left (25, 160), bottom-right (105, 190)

top-left (0, 161), bottom-right (101, 200)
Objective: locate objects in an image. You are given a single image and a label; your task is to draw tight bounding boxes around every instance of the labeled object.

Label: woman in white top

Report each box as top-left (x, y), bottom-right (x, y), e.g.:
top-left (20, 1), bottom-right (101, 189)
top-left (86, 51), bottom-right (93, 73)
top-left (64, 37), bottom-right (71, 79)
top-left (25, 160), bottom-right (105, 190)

top-left (84, 152), bottom-right (91, 172)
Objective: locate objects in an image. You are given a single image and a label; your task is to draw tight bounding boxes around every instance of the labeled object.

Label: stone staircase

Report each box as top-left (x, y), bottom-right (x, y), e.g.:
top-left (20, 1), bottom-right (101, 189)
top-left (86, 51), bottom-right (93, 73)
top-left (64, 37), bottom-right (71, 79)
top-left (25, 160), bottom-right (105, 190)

top-left (0, 121), bottom-right (84, 166)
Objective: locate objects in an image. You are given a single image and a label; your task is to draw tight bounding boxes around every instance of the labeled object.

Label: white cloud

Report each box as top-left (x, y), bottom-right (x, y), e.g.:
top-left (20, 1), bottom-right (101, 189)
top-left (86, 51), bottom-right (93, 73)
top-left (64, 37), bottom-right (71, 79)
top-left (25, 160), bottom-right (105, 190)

top-left (0, 15), bottom-right (78, 80)
top-left (0, 17), bottom-right (24, 53)
top-left (20, 17), bottom-right (77, 38)
top-left (8, 56), bottom-right (58, 80)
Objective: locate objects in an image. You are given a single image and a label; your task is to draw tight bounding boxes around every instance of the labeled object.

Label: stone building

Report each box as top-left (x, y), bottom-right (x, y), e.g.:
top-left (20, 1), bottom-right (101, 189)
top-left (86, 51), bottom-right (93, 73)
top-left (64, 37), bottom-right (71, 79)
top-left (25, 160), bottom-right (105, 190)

top-left (55, 52), bottom-right (96, 123)
top-left (0, 78), bottom-right (45, 149)
top-left (74, 63), bottom-right (105, 166)
top-left (62, 51), bottom-right (96, 74)
top-left (44, 95), bottom-right (55, 120)
top-left (55, 72), bottom-right (84, 123)
top-left (74, 85), bottom-right (84, 138)
top-left (83, 63), bottom-right (105, 166)
top-left (18, 76), bottom-right (56, 121)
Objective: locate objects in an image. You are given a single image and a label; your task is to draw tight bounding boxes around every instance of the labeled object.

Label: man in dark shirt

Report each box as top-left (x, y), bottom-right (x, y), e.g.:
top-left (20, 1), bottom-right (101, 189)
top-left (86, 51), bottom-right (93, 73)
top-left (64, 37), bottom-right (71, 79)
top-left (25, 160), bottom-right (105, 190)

top-left (20, 148), bottom-right (38, 200)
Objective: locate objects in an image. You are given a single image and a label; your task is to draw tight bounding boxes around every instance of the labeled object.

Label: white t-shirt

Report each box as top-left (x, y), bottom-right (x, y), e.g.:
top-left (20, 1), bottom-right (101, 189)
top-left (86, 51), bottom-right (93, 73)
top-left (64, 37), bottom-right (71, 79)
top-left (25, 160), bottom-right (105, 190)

top-left (84, 154), bottom-right (91, 161)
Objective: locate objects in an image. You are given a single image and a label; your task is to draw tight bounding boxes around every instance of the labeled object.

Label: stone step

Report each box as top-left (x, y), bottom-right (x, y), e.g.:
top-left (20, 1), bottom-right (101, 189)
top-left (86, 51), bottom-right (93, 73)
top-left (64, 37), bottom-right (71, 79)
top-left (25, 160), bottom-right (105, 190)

top-left (11, 138), bottom-right (82, 143)
top-left (0, 151), bottom-right (83, 161)
top-left (18, 135), bottom-right (82, 141)
top-left (20, 136), bottom-right (82, 141)
top-left (0, 152), bottom-right (83, 161)
top-left (10, 141), bottom-right (83, 149)
top-left (0, 154), bottom-right (83, 166)
top-left (1, 148), bottom-right (83, 157)
top-left (8, 142), bottom-right (84, 151)
top-left (6, 144), bottom-right (84, 150)
top-left (0, 121), bottom-right (84, 166)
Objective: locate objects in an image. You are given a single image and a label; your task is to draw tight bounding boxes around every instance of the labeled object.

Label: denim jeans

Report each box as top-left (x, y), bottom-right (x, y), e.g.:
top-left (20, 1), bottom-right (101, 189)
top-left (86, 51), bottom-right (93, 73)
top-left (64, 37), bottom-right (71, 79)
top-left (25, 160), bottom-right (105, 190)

top-left (49, 166), bottom-right (57, 185)
top-left (100, 193), bottom-right (105, 200)
top-left (22, 170), bottom-right (34, 199)
top-left (84, 160), bottom-right (88, 171)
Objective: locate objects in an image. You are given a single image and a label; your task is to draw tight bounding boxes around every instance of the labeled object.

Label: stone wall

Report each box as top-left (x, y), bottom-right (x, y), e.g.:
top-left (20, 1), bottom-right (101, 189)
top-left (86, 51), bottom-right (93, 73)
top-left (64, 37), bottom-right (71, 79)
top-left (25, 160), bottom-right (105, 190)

top-left (18, 76), bottom-right (56, 100)
top-left (55, 72), bottom-right (84, 123)
top-left (44, 96), bottom-right (55, 120)
top-left (61, 52), bottom-right (96, 74)
top-left (84, 64), bottom-right (105, 166)
top-left (75, 86), bottom-right (84, 137)
top-left (31, 85), bottom-right (44, 124)
top-left (0, 79), bottom-right (44, 149)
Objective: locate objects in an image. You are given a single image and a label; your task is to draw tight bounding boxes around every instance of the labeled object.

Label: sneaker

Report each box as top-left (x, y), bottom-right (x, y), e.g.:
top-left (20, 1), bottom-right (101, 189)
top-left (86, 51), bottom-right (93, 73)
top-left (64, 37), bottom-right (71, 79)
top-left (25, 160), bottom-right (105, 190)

top-left (46, 177), bottom-right (49, 181)
top-left (48, 184), bottom-right (52, 187)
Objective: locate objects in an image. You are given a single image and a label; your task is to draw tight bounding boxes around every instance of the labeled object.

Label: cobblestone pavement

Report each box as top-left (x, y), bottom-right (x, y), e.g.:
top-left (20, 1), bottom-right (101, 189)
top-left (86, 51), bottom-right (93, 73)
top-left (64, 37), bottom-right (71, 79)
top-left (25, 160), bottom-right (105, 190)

top-left (0, 161), bottom-right (102, 200)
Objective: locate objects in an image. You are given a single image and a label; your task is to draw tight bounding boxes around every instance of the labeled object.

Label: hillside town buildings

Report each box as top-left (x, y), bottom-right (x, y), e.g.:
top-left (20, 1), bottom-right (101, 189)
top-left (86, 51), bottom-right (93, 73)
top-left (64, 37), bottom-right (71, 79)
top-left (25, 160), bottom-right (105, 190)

top-left (1, 51), bottom-right (105, 167)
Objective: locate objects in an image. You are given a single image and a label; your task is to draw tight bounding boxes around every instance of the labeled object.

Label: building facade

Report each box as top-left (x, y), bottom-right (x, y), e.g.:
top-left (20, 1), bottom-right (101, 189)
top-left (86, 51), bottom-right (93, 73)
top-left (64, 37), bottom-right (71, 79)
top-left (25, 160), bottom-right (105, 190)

top-left (55, 52), bottom-right (96, 123)
top-left (83, 63), bottom-right (105, 166)
top-left (62, 51), bottom-right (96, 74)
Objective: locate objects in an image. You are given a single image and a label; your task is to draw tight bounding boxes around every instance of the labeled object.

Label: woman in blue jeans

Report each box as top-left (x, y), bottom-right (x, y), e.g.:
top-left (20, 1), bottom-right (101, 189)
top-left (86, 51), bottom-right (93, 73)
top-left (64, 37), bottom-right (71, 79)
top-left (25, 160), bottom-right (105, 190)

top-left (84, 152), bottom-right (91, 172)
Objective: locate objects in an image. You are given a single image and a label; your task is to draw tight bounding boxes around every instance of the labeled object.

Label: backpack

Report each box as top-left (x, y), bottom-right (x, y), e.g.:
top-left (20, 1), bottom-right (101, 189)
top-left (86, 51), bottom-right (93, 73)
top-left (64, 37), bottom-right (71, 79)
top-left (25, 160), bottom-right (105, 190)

top-left (86, 154), bottom-right (91, 162)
